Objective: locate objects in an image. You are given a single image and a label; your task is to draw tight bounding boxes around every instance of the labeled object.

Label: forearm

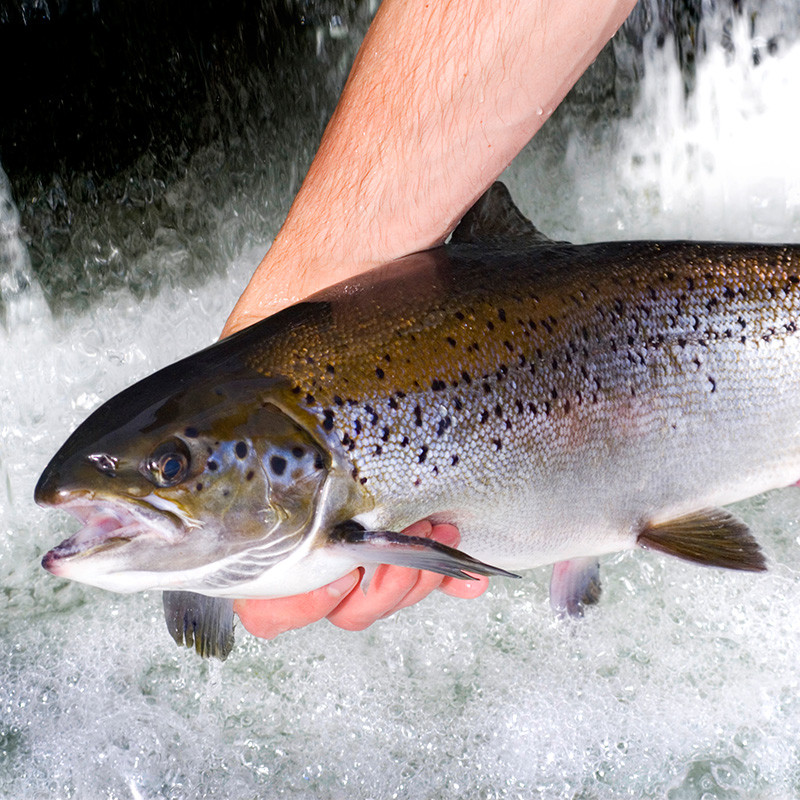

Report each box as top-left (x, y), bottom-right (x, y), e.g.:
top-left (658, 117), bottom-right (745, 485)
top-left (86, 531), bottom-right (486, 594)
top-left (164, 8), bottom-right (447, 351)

top-left (223, 0), bottom-right (636, 334)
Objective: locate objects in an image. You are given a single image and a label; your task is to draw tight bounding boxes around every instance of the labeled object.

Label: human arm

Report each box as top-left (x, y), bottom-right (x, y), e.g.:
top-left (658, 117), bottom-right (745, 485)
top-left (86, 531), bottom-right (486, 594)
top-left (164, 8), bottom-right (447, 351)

top-left (234, 521), bottom-right (488, 639)
top-left (221, 0), bottom-right (637, 336)
top-left (226, 0), bottom-right (637, 640)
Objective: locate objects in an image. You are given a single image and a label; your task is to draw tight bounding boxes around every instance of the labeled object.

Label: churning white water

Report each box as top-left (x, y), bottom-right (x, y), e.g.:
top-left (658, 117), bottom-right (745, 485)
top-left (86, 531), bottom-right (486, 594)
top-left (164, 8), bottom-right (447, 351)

top-left (3, 4), bottom-right (800, 798)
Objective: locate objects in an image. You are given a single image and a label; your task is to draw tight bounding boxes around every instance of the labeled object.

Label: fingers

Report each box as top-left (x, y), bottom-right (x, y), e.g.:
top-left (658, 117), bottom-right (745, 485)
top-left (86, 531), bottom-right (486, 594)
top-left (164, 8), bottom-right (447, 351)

top-left (234, 519), bottom-right (490, 640)
top-left (439, 573), bottom-right (490, 599)
top-left (326, 521), bottom-right (468, 630)
top-left (233, 571), bottom-right (360, 640)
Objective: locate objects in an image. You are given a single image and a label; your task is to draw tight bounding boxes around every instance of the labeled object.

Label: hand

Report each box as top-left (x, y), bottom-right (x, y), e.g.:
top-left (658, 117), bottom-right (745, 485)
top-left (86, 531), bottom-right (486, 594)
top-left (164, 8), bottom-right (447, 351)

top-left (233, 520), bottom-right (489, 639)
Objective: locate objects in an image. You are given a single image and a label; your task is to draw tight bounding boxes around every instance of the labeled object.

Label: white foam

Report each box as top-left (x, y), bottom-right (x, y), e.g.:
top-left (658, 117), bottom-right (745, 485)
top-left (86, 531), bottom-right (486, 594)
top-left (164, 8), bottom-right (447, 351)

top-left (4, 8), bottom-right (800, 800)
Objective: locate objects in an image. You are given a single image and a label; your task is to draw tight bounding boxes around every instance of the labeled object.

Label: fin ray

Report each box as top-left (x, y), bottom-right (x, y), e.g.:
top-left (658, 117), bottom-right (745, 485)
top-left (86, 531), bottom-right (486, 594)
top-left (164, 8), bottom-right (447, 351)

top-left (332, 522), bottom-right (519, 580)
top-left (162, 590), bottom-right (235, 660)
top-left (637, 508), bottom-right (766, 572)
top-left (549, 557), bottom-right (601, 618)
top-left (451, 182), bottom-right (554, 245)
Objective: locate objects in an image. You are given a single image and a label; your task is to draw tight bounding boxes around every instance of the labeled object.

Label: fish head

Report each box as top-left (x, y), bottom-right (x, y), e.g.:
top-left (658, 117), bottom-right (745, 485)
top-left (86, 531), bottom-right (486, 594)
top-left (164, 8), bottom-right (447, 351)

top-left (35, 362), bottom-right (338, 595)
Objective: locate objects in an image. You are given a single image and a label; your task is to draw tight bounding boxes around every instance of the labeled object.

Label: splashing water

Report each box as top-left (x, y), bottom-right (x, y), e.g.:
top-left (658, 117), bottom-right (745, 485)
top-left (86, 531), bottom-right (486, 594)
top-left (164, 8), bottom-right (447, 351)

top-left (3, 4), bottom-right (800, 799)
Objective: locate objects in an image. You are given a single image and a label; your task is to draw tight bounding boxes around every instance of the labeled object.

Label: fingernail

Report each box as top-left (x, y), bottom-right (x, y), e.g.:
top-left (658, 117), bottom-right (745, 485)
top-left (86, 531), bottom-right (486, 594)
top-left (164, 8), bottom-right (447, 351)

top-left (327, 572), bottom-right (359, 599)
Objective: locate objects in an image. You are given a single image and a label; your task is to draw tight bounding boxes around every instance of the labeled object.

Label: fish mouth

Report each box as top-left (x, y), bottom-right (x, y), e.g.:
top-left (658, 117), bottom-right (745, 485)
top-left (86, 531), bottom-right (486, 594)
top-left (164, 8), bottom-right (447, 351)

top-left (41, 497), bottom-right (186, 575)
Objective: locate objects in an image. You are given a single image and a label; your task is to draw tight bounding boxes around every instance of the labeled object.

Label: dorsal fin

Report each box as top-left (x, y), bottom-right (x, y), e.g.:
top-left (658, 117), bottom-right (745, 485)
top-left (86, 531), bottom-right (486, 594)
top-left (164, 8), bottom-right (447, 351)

top-left (451, 182), bottom-right (553, 245)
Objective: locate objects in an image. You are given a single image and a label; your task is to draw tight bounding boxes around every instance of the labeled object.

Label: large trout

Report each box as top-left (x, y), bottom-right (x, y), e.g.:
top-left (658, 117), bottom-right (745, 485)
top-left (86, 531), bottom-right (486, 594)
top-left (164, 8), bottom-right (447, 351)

top-left (36, 184), bottom-right (798, 658)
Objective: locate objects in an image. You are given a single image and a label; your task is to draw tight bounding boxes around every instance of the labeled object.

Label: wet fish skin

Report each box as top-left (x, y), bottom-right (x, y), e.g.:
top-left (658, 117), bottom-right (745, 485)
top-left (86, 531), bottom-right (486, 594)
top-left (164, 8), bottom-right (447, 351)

top-left (35, 184), bottom-right (799, 656)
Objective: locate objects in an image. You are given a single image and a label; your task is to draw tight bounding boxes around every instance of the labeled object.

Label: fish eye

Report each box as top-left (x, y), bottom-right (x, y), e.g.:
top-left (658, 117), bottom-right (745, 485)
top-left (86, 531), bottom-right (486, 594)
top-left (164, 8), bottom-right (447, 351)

top-left (143, 439), bottom-right (191, 487)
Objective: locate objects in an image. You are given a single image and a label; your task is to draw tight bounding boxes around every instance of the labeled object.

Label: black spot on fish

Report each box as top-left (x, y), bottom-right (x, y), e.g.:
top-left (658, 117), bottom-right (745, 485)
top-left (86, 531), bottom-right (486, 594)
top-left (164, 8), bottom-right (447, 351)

top-left (388, 397), bottom-right (398, 410)
top-left (184, 427), bottom-right (198, 438)
top-left (375, 445), bottom-right (383, 455)
top-left (461, 371), bottom-right (472, 385)
top-left (384, 353), bottom-right (391, 362)
top-left (326, 364), bottom-right (335, 374)
top-left (708, 376), bottom-right (717, 393)
top-left (487, 320), bottom-right (495, 331)
top-left (498, 308), bottom-right (506, 322)
top-left (418, 446), bottom-right (429, 464)
top-left (292, 447), bottom-right (304, 459)
top-left (305, 393), bottom-right (316, 405)
top-left (451, 455), bottom-right (460, 466)
top-left (454, 398), bottom-right (463, 412)
top-left (360, 477), bottom-right (368, 485)
top-left (333, 395), bottom-right (344, 406)
top-left (376, 367), bottom-right (385, 380)
top-left (492, 438), bottom-right (502, 451)
top-left (381, 427), bottom-right (390, 441)
top-left (354, 419), bottom-right (363, 434)
top-left (528, 402), bottom-right (537, 415)
top-left (401, 436), bottom-right (410, 447)
top-left (323, 410), bottom-right (335, 431)
top-left (223, 489), bottom-right (230, 497)
top-left (436, 417), bottom-right (452, 437)
top-left (431, 379), bottom-right (446, 391)
top-left (455, 311), bottom-right (465, 321)
top-left (246, 471), bottom-right (254, 482)
top-left (482, 382), bottom-right (492, 394)
top-left (292, 386), bottom-right (301, 394)
top-left (314, 455), bottom-right (325, 470)
top-left (270, 456), bottom-right (287, 476)
top-left (396, 391), bottom-right (407, 399)
top-left (494, 403), bottom-right (503, 417)
top-left (414, 405), bottom-right (422, 426)
top-left (196, 482), bottom-right (203, 491)
top-left (235, 441), bottom-right (248, 459)
top-left (207, 460), bottom-right (219, 471)
top-left (479, 410), bottom-right (489, 424)
top-left (447, 337), bottom-right (456, 347)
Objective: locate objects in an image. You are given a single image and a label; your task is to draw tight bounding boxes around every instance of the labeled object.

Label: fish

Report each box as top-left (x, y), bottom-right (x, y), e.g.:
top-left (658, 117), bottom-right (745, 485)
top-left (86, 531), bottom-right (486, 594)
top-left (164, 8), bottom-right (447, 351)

top-left (35, 182), bottom-right (800, 659)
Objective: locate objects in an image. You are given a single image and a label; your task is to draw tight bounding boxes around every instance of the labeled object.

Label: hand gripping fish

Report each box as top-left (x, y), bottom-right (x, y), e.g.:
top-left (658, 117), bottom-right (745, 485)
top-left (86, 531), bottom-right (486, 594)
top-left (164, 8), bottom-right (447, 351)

top-left (36, 184), bottom-right (799, 659)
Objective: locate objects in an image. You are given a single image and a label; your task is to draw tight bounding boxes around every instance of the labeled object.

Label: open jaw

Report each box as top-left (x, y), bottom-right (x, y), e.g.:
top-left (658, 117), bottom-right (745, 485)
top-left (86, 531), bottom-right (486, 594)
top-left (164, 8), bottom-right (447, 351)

top-left (41, 497), bottom-right (185, 575)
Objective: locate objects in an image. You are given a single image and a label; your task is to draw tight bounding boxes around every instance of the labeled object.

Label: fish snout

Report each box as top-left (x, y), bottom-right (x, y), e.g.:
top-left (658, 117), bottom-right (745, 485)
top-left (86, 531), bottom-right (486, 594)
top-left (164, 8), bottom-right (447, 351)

top-left (34, 460), bottom-right (63, 507)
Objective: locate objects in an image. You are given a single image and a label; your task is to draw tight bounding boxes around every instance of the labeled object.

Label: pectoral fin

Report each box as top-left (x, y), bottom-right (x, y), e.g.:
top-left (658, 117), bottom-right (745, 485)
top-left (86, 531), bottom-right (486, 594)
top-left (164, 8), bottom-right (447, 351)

top-left (637, 508), bottom-right (766, 571)
top-left (549, 557), bottom-right (601, 618)
top-left (162, 591), bottom-right (235, 660)
top-left (332, 522), bottom-right (520, 580)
